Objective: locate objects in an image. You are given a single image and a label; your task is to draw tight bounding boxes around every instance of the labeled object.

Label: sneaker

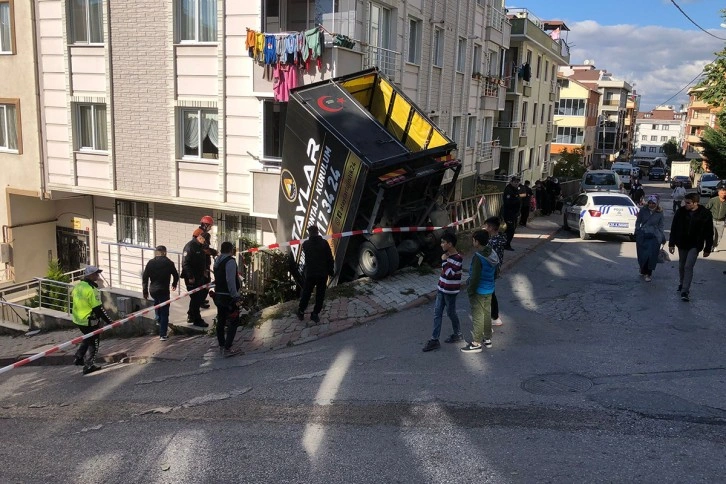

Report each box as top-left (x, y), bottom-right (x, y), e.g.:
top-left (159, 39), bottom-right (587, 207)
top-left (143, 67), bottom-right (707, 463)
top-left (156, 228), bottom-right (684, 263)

top-left (444, 333), bottom-right (463, 343)
top-left (491, 318), bottom-right (503, 326)
top-left (223, 347), bottom-right (242, 358)
top-left (422, 339), bottom-right (440, 352)
top-left (483, 339), bottom-right (492, 348)
top-left (644, 275), bottom-right (652, 282)
top-left (310, 313), bottom-right (320, 323)
top-left (73, 356), bottom-right (85, 366)
top-left (159, 336), bottom-right (168, 341)
top-left (82, 364), bottom-right (102, 375)
top-left (680, 292), bottom-right (690, 302)
top-left (192, 319), bottom-right (209, 328)
top-left (460, 343), bottom-right (482, 353)
top-left (296, 310), bottom-right (304, 321)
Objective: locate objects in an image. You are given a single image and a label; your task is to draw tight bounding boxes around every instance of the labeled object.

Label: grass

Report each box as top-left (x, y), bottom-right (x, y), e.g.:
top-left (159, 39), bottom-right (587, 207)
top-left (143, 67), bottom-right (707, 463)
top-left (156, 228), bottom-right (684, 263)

top-left (327, 283), bottom-right (360, 299)
top-left (415, 264), bottom-right (436, 276)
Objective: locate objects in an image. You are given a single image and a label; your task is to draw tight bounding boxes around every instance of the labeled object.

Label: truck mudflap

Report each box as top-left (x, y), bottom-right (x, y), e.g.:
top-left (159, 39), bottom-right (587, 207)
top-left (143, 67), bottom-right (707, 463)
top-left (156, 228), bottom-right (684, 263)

top-left (277, 68), bottom-right (457, 284)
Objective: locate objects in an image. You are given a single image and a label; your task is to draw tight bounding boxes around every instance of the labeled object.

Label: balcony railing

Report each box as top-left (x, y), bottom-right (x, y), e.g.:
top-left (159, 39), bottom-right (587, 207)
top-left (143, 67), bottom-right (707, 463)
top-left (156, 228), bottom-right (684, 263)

top-left (362, 45), bottom-right (401, 81)
top-left (487, 6), bottom-right (507, 31)
top-left (520, 122), bottom-right (528, 137)
top-left (546, 121), bottom-right (553, 133)
top-left (478, 139), bottom-right (501, 161)
top-left (603, 99), bottom-right (620, 106)
top-left (482, 77), bottom-right (500, 97)
top-left (495, 121), bottom-right (520, 129)
top-left (550, 78), bottom-right (557, 93)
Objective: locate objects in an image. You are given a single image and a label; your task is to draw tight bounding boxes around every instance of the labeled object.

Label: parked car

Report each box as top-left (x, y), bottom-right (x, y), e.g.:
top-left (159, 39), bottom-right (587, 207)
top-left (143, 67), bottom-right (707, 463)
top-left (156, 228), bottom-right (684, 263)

top-left (670, 175), bottom-right (692, 189)
top-left (697, 173), bottom-right (722, 197)
top-left (649, 167), bottom-right (665, 181)
top-left (562, 192), bottom-right (639, 241)
top-left (581, 170), bottom-right (621, 192)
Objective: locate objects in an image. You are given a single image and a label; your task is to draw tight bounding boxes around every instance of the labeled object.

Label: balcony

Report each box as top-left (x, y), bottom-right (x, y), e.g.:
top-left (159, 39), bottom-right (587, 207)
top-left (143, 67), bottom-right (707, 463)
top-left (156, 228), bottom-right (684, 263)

top-left (477, 139), bottom-right (501, 173)
top-left (520, 122), bottom-right (528, 138)
top-left (485, 6), bottom-right (511, 48)
top-left (546, 121), bottom-right (553, 133)
top-left (603, 99), bottom-right (620, 106)
top-left (686, 134), bottom-right (702, 145)
top-left (494, 121), bottom-right (521, 148)
top-left (688, 117), bottom-right (709, 127)
top-left (362, 45), bottom-right (402, 82)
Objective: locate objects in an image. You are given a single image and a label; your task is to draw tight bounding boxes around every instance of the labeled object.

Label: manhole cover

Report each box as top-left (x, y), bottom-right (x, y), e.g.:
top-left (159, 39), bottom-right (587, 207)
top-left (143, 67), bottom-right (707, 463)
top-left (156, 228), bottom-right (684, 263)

top-left (521, 373), bottom-right (593, 395)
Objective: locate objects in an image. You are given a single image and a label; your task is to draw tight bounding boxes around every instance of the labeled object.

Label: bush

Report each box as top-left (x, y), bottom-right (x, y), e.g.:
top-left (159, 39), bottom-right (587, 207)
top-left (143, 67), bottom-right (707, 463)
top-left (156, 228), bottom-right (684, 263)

top-left (28, 259), bottom-right (72, 312)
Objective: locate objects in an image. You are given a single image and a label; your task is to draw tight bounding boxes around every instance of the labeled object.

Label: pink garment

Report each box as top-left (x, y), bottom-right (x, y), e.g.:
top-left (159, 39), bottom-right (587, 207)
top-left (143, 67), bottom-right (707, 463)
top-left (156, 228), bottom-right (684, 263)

top-left (273, 64), bottom-right (299, 102)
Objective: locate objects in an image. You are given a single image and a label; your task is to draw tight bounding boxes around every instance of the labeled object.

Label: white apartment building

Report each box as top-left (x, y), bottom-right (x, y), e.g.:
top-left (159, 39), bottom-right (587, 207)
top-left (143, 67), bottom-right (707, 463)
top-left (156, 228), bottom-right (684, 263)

top-left (1, 0), bottom-right (512, 287)
top-left (633, 106), bottom-right (685, 163)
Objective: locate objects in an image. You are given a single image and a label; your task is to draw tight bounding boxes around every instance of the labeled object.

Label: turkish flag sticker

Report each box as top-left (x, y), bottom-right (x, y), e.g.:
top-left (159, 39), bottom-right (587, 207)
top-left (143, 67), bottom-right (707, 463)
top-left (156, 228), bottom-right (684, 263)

top-left (317, 96), bottom-right (345, 112)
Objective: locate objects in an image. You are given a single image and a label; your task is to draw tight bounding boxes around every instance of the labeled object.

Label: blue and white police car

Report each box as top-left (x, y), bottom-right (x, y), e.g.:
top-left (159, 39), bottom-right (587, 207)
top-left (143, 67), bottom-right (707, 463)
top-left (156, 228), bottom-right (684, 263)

top-left (562, 192), bottom-right (639, 241)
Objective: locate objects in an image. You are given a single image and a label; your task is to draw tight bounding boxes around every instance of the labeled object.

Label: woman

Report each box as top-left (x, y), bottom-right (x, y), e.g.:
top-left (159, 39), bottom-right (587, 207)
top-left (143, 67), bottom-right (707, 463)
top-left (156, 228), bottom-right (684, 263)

top-left (671, 182), bottom-right (686, 212)
top-left (635, 194), bottom-right (666, 282)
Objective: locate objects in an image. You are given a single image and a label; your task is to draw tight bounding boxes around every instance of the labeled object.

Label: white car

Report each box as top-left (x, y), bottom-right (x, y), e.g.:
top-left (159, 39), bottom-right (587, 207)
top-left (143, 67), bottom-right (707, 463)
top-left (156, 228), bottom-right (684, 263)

top-left (697, 173), bottom-right (722, 197)
top-left (562, 192), bottom-right (639, 241)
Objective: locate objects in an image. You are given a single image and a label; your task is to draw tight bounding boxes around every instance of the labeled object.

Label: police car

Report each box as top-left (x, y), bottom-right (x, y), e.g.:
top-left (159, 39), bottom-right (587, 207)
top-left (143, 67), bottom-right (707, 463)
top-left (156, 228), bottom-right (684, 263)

top-left (562, 192), bottom-right (639, 241)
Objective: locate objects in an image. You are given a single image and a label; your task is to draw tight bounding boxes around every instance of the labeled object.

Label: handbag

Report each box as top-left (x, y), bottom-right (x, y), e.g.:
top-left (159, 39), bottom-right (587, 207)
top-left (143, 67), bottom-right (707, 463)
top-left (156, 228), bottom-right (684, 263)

top-left (657, 246), bottom-right (670, 263)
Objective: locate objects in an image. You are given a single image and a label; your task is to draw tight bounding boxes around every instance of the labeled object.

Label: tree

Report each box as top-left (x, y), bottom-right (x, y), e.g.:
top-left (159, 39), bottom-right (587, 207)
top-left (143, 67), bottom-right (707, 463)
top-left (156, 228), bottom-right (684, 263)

top-left (553, 147), bottom-right (586, 179)
top-left (661, 139), bottom-right (681, 165)
top-left (699, 127), bottom-right (726, 177)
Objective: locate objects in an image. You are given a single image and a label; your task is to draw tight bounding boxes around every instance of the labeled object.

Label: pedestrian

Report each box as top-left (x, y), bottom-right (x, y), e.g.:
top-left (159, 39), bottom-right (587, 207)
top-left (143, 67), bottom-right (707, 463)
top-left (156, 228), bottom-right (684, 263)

top-left (704, 185), bottom-right (726, 251)
top-left (483, 217), bottom-right (506, 326)
top-left (635, 195), bottom-right (665, 282)
top-left (519, 180), bottom-right (533, 227)
top-left (422, 232), bottom-right (464, 352)
top-left (71, 266), bottom-right (113, 375)
top-left (461, 230), bottom-right (499, 353)
top-left (501, 175), bottom-right (521, 251)
top-left (630, 179), bottom-right (645, 205)
top-left (193, 216), bottom-right (217, 310)
top-left (542, 177), bottom-right (554, 215)
top-left (671, 182), bottom-right (686, 212)
top-left (212, 242), bottom-right (243, 357)
top-left (142, 245), bottom-right (179, 341)
top-left (668, 193), bottom-right (713, 302)
top-left (534, 180), bottom-right (545, 215)
top-left (181, 232), bottom-right (210, 327)
top-left (297, 225), bottom-right (335, 323)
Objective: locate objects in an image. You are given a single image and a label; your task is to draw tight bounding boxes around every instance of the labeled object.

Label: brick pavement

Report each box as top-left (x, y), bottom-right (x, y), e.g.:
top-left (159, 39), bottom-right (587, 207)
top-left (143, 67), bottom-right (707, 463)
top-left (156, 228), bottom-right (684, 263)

top-left (0, 214), bottom-right (562, 369)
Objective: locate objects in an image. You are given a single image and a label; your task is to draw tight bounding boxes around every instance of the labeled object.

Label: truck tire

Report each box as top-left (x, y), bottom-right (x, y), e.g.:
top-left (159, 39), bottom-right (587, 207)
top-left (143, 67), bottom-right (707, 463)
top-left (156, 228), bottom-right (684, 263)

top-left (358, 241), bottom-right (390, 280)
top-left (385, 246), bottom-right (400, 276)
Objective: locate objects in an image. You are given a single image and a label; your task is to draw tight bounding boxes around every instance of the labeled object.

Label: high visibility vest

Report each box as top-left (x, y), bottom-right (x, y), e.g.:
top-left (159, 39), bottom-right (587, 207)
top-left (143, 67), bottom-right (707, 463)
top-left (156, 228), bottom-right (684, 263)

top-left (71, 280), bottom-right (102, 326)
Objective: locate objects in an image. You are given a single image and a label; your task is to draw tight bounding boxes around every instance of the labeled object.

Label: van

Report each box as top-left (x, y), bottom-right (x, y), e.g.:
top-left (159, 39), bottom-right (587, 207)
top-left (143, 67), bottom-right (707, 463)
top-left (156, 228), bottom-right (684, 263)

top-left (581, 170), bottom-right (621, 192)
top-left (611, 162), bottom-right (634, 189)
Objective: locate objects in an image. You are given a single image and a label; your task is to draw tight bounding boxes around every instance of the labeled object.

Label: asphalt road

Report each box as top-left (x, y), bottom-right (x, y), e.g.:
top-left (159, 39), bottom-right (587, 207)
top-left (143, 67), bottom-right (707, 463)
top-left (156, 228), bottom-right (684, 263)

top-left (1, 180), bottom-right (724, 483)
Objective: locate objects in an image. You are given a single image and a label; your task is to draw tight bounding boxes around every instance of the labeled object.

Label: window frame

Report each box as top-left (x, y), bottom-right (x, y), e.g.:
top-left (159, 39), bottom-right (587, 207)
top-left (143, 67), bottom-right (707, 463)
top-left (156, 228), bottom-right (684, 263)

top-left (406, 17), bottom-right (422, 65)
top-left (68, 0), bottom-right (104, 45)
top-left (115, 200), bottom-right (151, 247)
top-left (456, 37), bottom-right (466, 73)
top-left (179, 107), bottom-right (219, 162)
top-left (451, 116), bottom-right (462, 144)
top-left (218, 212), bottom-right (258, 246)
top-left (75, 103), bottom-right (107, 153)
top-left (432, 27), bottom-right (444, 68)
top-left (466, 116), bottom-right (476, 149)
top-left (261, 99), bottom-right (287, 164)
top-left (555, 126), bottom-right (584, 145)
top-left (0, 0), bottom-right (16, 54)
top-left (0, 98), bottom-right (21, 153)
top-left (177, 0), bottom-right (218, 44)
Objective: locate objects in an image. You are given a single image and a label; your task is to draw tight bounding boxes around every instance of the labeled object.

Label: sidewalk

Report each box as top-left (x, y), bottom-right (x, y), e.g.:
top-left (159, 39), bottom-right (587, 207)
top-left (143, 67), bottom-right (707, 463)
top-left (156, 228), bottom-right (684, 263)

top-left (0, 214), bottom-right (562, 368)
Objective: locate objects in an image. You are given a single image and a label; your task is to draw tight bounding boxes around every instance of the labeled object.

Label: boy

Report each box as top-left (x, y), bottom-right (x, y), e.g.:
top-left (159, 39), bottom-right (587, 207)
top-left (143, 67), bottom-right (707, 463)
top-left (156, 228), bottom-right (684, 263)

top-left (423, 232), bottom-right (463, 352)
top-left (462, 230), bottom-right (499, 353)
top-left (483, 217), bottom-right (505, 326)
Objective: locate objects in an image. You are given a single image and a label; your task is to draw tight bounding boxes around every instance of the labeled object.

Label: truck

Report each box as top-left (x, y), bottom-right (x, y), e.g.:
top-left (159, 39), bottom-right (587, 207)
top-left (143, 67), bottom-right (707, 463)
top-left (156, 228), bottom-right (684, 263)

top-left (670, 161), bottom-right (691, 180)
top-left (611, 161), bottom-right (634, 189)
top-left (276, 68), bottom-right (460, 285)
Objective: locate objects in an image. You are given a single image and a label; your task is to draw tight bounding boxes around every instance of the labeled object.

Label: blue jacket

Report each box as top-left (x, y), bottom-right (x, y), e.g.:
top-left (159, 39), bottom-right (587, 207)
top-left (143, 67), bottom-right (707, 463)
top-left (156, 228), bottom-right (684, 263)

top-left (467, 248), bottom-right (499, 296)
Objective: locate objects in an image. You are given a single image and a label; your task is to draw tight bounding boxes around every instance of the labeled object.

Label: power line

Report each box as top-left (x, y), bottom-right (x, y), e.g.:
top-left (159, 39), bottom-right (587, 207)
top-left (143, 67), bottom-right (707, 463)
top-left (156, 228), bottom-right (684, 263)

top-left (670, 0), bottom-right (726, 41)
top-left (643, 69), bottom-right (705, 110)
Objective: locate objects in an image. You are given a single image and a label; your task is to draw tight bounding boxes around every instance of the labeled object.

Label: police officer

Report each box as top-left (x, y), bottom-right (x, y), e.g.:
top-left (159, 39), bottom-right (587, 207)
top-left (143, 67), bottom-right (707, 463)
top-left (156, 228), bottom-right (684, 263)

top-left (193, 216), bottom-right (217, 309)
top-left (181, 232), bottom-right (209, 327)
top-left (72, 266), bottom-right (113, 375)
top-left (501, 176), bottom-right (521, 251)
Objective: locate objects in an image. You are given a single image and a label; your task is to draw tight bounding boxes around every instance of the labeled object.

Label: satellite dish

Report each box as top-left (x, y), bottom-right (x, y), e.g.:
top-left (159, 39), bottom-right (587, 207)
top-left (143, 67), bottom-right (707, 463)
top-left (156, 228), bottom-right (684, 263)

top-left (583, 59), bottom-right (590, 65)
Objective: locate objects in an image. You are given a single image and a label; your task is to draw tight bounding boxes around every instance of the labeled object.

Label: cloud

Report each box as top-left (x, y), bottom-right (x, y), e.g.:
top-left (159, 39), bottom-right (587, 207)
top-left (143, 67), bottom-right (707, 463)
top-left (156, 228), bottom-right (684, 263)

top-left (564, 21), bottom-right (723, 110)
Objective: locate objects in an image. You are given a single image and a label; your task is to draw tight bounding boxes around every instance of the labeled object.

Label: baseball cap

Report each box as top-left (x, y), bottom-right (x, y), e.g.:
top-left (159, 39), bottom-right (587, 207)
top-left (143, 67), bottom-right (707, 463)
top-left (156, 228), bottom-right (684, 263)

top-left (84, 265), bottom-right (103, 276)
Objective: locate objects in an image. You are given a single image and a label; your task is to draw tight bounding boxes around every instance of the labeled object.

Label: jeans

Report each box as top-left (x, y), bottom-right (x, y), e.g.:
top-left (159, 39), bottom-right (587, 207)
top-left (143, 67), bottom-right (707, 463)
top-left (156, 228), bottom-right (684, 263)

top-left (714, 220), bottom-right (725, 249)
top-left (214, 294), bottom-right (239, 349)
top-left (469, 292), bottom-right (493, 342)
top-left (672, 199), bottom-right (682, 212)
top-left (74, 323), bottom-right (100, 368)
top-left (152, 292), bottom-right (170, 337)
top-left (431, 291), bottom-right (460, 340)
top-left (677, 247), bottom-right (700, 294)
top-left (298, 275), bottom-right (328, 316)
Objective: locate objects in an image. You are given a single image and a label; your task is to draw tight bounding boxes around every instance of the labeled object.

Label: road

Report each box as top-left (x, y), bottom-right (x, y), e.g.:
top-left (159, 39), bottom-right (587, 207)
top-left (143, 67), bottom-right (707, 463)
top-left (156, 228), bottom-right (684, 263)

top-left (1, 180), bottom-right (725, 483)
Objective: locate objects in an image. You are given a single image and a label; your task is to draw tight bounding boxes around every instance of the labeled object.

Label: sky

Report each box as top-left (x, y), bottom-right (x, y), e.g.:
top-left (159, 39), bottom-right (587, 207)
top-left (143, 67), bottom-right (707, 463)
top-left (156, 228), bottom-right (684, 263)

top-left (507, 0), bottom-right (725, 111)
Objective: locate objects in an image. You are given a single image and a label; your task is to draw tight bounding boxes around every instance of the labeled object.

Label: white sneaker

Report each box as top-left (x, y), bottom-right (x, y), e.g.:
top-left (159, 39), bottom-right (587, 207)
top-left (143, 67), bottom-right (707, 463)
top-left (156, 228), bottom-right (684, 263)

top-left (491, 318), bottom-right (503, 326)
top-left (644, 275), bottom-right (652, 282)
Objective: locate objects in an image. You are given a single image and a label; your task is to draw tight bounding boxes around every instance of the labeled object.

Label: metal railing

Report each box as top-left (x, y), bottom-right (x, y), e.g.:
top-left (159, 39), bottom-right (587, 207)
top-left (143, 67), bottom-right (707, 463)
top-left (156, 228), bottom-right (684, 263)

top-left (495, 121), bottom-right (520, 129)
top-left (0, 299), bottom-right (31, 326)
top-left (520, 122), bottom-right (528, 137)
top-left (447, 192), bottom-right (503, 232)
top-left (487, 6), bottom-right (507, 31)
top-left (362, 45), bottom-right (401, 81)
top-left (482, 77), bottom-right (500, 97)
top-left (35, 278), bottom-right (75, 313)
top-left (102, 242), bottom-right (183, 292)
top-left (0, 266), bottom-right (13, 284)
top-left (478, 139), bottom-right (501, 161)
top-left (546, 121), bottom-right (553, 133)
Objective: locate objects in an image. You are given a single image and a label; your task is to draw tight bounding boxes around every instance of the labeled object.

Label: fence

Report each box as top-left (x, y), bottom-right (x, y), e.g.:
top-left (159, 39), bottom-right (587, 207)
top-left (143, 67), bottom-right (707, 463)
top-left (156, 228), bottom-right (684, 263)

top-left (362, 45), bottom-right (401, 81)
top-left (101, 242), bottom-right (183, 293)
top-left (447, 192), bottom-right (503, 233)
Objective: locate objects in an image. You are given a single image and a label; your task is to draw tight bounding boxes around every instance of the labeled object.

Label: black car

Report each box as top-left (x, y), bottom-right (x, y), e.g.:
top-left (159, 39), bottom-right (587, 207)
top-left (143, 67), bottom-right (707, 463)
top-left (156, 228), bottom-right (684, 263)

top-left (649, 167), bottom-right (665, 181)
top-left (670, 175), bottom-right (692, 189)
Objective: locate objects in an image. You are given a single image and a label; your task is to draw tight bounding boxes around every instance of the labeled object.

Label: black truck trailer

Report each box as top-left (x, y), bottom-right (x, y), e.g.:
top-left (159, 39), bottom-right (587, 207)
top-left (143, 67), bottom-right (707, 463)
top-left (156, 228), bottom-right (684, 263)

top-left (276, 68), bottom-right (460, 284)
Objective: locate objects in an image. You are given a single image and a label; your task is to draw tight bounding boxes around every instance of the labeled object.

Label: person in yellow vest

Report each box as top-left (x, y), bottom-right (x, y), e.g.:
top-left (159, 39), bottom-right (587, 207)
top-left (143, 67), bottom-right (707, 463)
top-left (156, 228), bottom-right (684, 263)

top-left (72, 266), bottom-right (113, 375)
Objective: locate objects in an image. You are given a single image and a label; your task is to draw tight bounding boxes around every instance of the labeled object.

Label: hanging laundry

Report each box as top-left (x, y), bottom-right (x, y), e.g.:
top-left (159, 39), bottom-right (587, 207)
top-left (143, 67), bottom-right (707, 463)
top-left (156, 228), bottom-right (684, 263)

top-left (303, 27), bottom-right (324, 70)
top-left (284, 34), bottom-right (296, 65)
top-left (273, 63), bottom-right (299, 102)
top-left (255, 32), bottom-right (265, 62)
top-left (245, 29), bottom-right (257, 57)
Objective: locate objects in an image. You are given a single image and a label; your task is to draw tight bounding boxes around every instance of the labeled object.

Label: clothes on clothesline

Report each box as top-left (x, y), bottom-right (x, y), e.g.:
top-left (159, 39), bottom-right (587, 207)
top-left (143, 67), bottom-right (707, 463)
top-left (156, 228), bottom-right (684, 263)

top-left (245, 27), bottom-right (325, 70)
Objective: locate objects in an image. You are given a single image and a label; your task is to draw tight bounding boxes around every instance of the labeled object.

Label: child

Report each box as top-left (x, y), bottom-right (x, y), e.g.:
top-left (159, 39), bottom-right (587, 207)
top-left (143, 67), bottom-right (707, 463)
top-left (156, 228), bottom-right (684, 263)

top-left (462, 230), bottom-right (499, 353)
top-left (483, 217), bottom-right (505, 326)
top-left (423, 232), bottom-right (463, 352)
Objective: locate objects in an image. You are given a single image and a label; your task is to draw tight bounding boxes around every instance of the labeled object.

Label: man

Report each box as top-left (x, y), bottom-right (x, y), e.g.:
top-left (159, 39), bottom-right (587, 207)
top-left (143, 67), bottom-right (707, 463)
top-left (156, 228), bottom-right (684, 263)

top-left (461, 230), bottom-right (499, 353)
top-left (705, 185), bottom-right (726, 251)
top-left (181, 232), bottom-right (210, 327)
top-left (142, 245), bottom-right (179, 341)
top-left (668, 193), bottom-right (713, 302)
top-left (501, 175), bottom-right (521, 251)
top-left (519, 180), bottom-right (533, 227)
top-left (212, 242), bottom-right (242, 357)
top-left (193, 216), bottom-right (217, 309)
top-left (297, 225), bottom-right (335, 323)
top-left (72, 266), bottom-right (113, 375)
top-left (422, 232), bottom-right (463, 352)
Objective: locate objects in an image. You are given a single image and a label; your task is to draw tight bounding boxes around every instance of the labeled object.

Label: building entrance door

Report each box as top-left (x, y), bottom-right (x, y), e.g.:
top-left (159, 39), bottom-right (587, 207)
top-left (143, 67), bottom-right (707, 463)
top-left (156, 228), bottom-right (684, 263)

top-left (56, 227), bottom-right (90, 273)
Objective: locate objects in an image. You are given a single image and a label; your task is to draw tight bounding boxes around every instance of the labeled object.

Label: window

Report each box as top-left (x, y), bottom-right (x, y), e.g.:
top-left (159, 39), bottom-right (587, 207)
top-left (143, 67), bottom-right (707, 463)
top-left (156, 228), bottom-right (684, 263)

top-left (407, 17), bottom-right (422, 64)
top-left (69, 0), bottom-right (104, 44)
top-left (181, 108), bottom-right (218, 160)
top-left (670, 137), bottom-right (676, 142)
top-left (650, 135), bottom-right (657, 141)
top-left (660, 136), bottom-right (667, 142)
top-left (641, 135), bottom-right (647, 141)
top-left (540, 104), bottom-right (545, 125)
top-left (116, 201), bottom-right (150, 246)
top-left (555, 99), bottom-right (585, 116)
top-left (178, 0), bottom-right (217, 42)
top-left (544, 60), bottom-right (549, 81)
top-left (532, 103), bottom-right (537, 125)
top-left (218, 213), bottom-right (257, 245)
top-left (456, 37), bottom-right (466, 72)
top-left (0, 0), bottom-right (14, 53)
top-left (649, 146), bottom-right (657, 153)
top-left (0, 100), bottom-right (20, 153)
top-left (659, 147), bottom-right (664, 153)
top-left (432, 27), bottom-right (443, 67)
top-left (651, 124), bottom-right (658, 130)
top-left (466, 117), bottom-right (476, 148)
top-left (555, 127), bottom-right (584, 144)
top-left (640, 146), bottom-right (647, 152)
top-left (262, 99), bottom-right (287, 160)
top-left (472, 44), bottom-right (482, 76)
top-left (535, 55), bottom-right (541, 78)
top-left (76, 103), bottom-right (107, 151)
top-left (451, 116), bottom-right (462, 144)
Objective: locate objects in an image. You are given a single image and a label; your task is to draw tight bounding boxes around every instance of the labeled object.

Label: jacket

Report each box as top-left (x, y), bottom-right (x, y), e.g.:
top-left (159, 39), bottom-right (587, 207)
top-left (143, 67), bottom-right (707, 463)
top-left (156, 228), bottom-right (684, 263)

top-left (142, 256), bottom-right (179, 296)
top-left (71, 279), bottom-right (112, 326)
top-left (181, 238), bottom-right (206, 282)
top-left (669, 205), bottom-right (714, 252)
top-left (502, 184), bottom-right (521, 216)
top-left (213, 254), bottom-right (241, 300)
top-left (438, 252), bottom-right (463, 294)
top-left (705, 196), bottom-right (726, 221)
top-left (635, 207), bottom-right (665, 245)
top-left (301, 235), bottom-right (335, 278)
top-left (467, 246), bottom-right (499, 297)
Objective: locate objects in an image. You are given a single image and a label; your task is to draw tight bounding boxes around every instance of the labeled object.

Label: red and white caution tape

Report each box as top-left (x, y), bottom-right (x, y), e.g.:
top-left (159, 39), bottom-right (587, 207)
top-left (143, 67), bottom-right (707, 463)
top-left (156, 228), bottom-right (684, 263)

top-left (0, 283), bottom-right (214, 376)
top-left (246, 196), bottom-right (485, 253)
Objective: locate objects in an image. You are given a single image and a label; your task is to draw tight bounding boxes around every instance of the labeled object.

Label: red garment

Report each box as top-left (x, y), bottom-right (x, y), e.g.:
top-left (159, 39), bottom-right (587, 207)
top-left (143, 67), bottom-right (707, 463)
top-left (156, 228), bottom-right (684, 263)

top-left (273, 64), bottom-right (298, 102)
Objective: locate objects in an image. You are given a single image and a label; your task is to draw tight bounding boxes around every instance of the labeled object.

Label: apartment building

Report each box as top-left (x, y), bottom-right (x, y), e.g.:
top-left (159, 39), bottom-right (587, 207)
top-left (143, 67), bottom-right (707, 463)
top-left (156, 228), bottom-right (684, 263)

top-left (495, 10), bottom-right (570, 183)
top-left (549, 75), bottom-right (599, 168)
top-left (561, 64), bottom-right (632, 168)
top-left (683, 86), bottom-right (718, 161)
top-left (1, 0), bottom-right (512, 288)
top-left (633, 106), bottom-right (685, 163)
top-left (623, 92), bottom-right (639, 160)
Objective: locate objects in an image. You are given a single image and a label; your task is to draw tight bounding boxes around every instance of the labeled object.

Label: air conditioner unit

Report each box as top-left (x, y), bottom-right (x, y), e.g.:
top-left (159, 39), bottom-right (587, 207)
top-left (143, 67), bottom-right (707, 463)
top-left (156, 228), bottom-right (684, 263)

top-left (0, 243), bottom-right (11, 263)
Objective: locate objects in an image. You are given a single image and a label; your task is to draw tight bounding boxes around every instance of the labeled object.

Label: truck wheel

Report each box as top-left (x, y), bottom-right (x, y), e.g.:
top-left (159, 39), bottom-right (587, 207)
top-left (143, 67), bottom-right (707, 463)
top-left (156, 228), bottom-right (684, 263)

top-left (358, 241), bottom-right (390, 280)
top-left (385, 246), bottom-right (400, 276)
